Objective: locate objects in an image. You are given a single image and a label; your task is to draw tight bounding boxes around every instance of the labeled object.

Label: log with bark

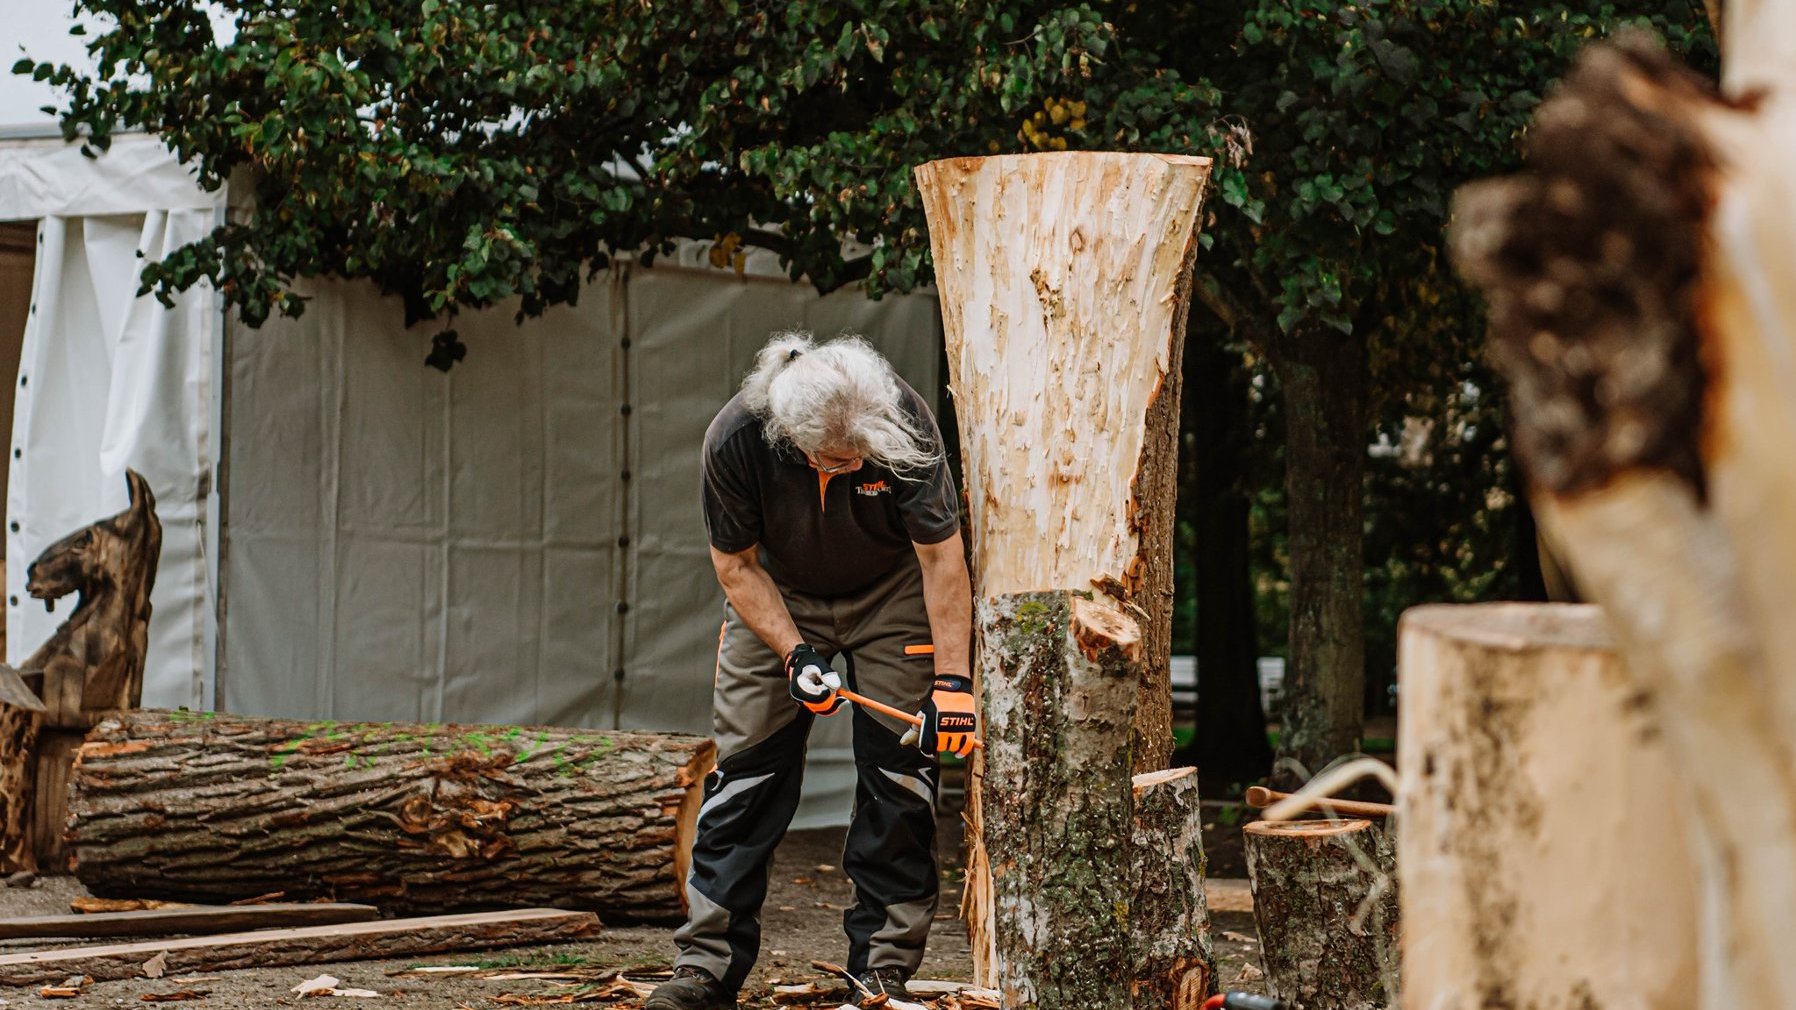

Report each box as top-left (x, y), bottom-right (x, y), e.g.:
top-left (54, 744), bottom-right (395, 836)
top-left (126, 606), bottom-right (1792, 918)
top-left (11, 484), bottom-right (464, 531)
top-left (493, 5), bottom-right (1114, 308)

top-left (1243, 819), bottom-right (1397, 1010)
top-left (1450, 21), bottom-right (1796, 1007)
top-left (1131, 767), bottom-right (1215, 1010)
top-left (66, 710), bottom-right (713, 922)
top-left (1397, 603), bottom-right (1696, 1010)
top-left (916, 150), bottom-right (1211, 996)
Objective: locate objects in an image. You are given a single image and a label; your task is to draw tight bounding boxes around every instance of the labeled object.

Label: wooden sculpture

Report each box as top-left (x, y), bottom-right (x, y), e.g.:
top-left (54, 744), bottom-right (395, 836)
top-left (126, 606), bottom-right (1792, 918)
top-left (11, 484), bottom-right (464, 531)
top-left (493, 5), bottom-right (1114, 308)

top-left (0, 469), bottom-right (161, 872)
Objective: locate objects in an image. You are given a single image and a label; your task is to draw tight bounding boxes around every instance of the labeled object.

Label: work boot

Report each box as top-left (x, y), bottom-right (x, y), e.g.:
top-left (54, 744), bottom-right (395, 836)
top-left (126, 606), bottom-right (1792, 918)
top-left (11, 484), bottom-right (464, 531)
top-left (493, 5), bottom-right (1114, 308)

top-left (645, 966), bottom-right (734, 1010)
top-left (858, 966), bottom-right (914, 1002)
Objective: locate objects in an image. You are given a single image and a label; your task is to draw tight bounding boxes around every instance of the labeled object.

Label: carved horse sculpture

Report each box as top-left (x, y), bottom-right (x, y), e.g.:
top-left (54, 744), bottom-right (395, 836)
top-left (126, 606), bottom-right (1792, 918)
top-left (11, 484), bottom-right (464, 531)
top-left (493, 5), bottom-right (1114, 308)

top-left (0, 470), bottom-right (161, 872)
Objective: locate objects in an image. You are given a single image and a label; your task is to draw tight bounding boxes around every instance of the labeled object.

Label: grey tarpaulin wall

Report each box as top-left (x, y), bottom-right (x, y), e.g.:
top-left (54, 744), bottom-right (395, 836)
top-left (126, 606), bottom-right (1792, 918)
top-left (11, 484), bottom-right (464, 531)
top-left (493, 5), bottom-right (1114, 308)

top-left (222, 253), bottom-right (942, 827)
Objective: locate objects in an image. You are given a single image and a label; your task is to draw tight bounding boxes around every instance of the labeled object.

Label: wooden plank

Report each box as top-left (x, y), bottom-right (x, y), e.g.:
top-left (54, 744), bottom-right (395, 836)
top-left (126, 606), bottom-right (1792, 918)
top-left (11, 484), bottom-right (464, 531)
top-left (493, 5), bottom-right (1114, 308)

top-left (0, 902), bottom-right (381, 940)
top-left (0, 908), bottom-right (600, 985)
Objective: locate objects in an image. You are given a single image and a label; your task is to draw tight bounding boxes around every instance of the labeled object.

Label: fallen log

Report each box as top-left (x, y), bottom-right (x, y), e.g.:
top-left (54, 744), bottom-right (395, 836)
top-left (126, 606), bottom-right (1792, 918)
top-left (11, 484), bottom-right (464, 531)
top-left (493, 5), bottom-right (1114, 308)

top-left (1130, 767), bottom-right (1215, 1010)
top-left (1243, 819), bottom-right (1397, 1010)
top-left (0, 902), bottom-right (379, 940)
top-left (1397, 604), bottom-right (1697, 1010)
top-left (0, 908), bottom-right (600, 985)
top-left (67, 710), bottom-right (713, 921)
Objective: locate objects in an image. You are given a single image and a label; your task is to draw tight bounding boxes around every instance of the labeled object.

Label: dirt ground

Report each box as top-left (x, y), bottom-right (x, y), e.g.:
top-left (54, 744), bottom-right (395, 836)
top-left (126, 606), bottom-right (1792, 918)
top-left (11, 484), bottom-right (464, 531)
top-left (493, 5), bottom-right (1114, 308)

top-left (0, 814), bottom-right (1269, 1008)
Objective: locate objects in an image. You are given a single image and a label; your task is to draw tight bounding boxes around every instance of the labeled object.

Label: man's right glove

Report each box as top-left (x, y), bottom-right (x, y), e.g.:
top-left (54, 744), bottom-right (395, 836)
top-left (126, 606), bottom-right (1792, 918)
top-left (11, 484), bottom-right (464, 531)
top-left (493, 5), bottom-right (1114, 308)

top-left (786, 643), bottom-right (844, 716)
top-left (917, 675), bottom-right (979, 757)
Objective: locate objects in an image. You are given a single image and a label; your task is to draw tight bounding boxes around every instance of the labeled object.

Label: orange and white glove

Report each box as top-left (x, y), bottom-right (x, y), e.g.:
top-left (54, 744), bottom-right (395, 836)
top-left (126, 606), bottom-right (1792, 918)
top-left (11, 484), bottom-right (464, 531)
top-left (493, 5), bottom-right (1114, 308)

top-left (785, 643), bottom-right (844, 716)
top-left (916, 675), bottom-right (978, 757)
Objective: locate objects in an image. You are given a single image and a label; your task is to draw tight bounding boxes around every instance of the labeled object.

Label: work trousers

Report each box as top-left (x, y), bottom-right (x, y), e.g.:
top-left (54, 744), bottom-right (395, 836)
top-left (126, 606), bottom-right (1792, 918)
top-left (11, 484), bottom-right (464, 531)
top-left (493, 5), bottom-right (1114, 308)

top-left (674, 559), bottom-right (940, 993)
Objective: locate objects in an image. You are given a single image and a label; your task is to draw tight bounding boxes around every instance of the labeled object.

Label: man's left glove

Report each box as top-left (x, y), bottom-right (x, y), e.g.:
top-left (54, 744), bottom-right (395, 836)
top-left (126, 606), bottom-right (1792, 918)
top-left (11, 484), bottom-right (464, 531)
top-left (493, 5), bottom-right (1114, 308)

top-left (786, 643), bottom-right (844, 716)
top-left (916, 675), bottom-right (979, 757)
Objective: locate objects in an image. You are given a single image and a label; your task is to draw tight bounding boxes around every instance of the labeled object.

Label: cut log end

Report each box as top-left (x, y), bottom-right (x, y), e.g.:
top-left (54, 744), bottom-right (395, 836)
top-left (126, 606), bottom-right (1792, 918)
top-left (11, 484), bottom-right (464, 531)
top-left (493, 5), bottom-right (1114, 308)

top-left (1243, 818), bottom-right (1374, 840)
top-left (1399, 602), bottom-right (1612, 654)
top-left (1132, 767), bottom-right (1196, 793)
top-left (1071, 597), bottom-right (1143, 666)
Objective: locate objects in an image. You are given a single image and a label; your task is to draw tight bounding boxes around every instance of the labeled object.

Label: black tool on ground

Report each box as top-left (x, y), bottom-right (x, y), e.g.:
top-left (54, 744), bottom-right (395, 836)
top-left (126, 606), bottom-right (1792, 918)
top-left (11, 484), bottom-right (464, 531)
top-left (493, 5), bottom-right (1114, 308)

top-left (1201, 993), bottom-right (1288, 1010)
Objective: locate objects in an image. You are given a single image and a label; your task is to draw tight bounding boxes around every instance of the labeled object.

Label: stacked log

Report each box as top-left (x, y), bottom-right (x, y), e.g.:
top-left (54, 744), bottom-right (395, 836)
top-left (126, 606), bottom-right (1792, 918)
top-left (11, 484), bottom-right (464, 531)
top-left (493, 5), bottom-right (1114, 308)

top-left (66, 710), bottom-right (713, 922)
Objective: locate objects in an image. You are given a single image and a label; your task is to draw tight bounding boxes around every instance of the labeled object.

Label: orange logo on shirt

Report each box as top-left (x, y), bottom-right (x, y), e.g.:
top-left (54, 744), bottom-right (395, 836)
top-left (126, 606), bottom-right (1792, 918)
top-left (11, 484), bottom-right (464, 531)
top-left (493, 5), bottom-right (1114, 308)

top-left (855, 480), bottom-right (891, 496)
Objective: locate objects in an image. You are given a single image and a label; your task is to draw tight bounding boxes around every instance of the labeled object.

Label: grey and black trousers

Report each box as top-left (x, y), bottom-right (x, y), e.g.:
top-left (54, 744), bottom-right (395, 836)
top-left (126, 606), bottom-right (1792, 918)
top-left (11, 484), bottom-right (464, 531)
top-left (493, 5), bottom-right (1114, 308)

top-left (674, 559), bottom-right (940, 993)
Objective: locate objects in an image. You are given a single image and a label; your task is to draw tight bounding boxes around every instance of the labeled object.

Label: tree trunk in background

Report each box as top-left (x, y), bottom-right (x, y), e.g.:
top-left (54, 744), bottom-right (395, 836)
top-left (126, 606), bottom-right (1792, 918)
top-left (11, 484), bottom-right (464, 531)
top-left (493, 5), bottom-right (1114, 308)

top-left (916, 151), bottom-right (1211, 992)
top-left (1451, 26), bottom-right (1796, 1007)
top-left (1397, 604), bottom-right (1696, 1010)
top-left (1130, 767), bottom-right (1215, 1010)
top-left (68, 711), bottom-right (713, 922)
top-left (1244, 818), bottom-right (1397, 1010)
top-left (1186, 321), bottom-right (1273, 789)
top-left (1274, 328), bottom-right (1367, 782)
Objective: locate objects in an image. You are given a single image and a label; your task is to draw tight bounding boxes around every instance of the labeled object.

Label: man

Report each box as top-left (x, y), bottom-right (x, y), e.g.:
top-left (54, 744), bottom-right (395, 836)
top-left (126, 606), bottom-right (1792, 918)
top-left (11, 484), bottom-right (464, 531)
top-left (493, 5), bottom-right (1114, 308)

top-left (647, 332), bottom-right (977, 1010)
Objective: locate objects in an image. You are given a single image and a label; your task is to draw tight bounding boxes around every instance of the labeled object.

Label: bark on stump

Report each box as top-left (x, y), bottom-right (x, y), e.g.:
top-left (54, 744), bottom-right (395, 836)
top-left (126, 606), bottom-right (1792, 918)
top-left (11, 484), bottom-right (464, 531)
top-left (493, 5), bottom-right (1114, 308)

top-left (980, 592), bottom-right (1141, 1010)
top-left (1450, 27), bottom-right (1796, 1007)
top-left (1397, 604), bottom-right (1697, 1010)
top-left (66, 710), bottom-right (713, 922)
top-left (1244, 819), bottom-right (1397, 1010)
top-left (916, 149), bottom-right (1211, 990)
top-left (1131, 767), bottom-right (1216, 1010)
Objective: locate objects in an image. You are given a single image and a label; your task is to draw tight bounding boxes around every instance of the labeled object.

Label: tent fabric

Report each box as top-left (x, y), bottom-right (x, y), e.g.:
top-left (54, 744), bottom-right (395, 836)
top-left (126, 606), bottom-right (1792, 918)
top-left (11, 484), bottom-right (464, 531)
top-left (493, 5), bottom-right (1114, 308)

top-left (224, 262), bottom-right (941, 827)
top-left (6, 210), bottom-right (216, 708)
top-left (0, 135), bottom-right (224, 220)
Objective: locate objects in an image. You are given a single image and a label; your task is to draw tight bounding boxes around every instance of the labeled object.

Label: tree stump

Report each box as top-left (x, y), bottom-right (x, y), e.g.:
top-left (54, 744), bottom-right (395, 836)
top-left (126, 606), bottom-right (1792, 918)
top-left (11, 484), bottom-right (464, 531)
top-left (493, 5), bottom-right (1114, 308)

top-left (1397, 604), bottom-right (1697, 1010)
top-left (1131, 767), bottom-right (1215, 1010)
top-left (67, 710), bottom-right (714, 922)
top-left (1244, 819), bottom-right (1397, 1010)
top-left (915, 149), bottom-right (1211, 992)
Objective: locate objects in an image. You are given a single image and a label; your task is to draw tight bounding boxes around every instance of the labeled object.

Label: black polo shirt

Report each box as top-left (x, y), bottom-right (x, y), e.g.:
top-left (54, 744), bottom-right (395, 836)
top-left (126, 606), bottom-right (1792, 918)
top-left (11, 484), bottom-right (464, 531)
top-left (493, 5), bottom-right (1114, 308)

top-left (700, 381), bottom-right (960, 598)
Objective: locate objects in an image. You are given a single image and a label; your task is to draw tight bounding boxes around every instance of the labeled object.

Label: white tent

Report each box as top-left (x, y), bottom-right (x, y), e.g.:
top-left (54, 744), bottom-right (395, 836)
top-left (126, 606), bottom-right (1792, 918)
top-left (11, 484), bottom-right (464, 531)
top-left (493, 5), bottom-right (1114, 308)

top-left (0, 132), bottom-right (945, 826)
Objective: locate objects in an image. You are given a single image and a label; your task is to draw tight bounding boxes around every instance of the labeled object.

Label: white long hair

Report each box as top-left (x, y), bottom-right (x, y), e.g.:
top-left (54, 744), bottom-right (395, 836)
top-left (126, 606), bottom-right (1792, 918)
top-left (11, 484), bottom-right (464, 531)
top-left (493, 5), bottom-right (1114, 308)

top-left (739, 331), bottom-right (941, 476)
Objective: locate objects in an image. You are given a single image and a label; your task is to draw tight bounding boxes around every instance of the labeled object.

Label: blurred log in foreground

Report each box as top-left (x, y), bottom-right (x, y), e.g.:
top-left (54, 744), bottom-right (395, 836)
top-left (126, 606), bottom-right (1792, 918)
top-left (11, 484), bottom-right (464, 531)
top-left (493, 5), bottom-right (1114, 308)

top-left (1452, 23), bottom-right (1796, 1008)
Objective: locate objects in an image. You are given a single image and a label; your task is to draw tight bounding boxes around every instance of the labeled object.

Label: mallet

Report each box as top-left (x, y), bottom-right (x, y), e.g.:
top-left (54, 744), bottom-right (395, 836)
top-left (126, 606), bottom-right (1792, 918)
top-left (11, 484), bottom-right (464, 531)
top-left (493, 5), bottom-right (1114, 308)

top-left (1244, 785), bottom-right (1394, 819)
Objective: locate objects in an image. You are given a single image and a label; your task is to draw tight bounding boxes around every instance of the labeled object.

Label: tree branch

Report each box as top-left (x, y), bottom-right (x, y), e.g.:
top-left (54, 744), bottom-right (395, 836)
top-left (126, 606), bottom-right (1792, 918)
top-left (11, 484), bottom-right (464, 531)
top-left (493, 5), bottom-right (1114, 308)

top-left (1193, 266), bottom-right (1282, 359)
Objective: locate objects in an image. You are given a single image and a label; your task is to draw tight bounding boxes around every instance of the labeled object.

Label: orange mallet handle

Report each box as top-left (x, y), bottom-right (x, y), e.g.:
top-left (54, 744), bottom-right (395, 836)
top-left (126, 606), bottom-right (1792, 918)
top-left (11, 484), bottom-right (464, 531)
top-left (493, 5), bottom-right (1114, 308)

top-left (836, 686), bottom-right (984, 752)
